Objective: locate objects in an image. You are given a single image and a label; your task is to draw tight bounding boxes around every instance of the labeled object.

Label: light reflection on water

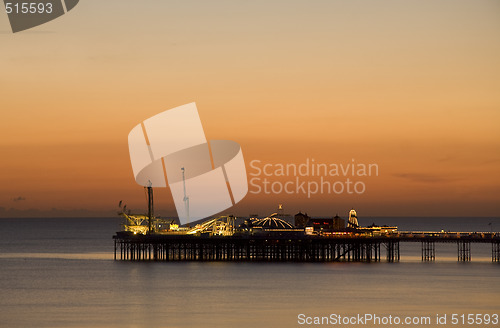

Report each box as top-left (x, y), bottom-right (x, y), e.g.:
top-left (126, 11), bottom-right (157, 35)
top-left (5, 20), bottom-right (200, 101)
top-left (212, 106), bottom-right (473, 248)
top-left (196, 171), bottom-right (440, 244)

top-left (0, 252), bottom-right (493, 263)
top-left (0, 252), bottom-right (113, 260)
top-left (1, 259), bottom-right (499, 328)
top-left (0, 218), bottom-right (499, 328)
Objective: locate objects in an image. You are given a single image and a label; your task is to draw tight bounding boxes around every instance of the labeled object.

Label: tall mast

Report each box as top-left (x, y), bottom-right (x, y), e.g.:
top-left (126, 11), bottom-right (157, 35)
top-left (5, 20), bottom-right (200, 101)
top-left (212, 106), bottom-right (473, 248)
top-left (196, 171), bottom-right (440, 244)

top-left (147, 180), bottom-right (154, 233)
top-left (182, 167), bottom-right (190, 226)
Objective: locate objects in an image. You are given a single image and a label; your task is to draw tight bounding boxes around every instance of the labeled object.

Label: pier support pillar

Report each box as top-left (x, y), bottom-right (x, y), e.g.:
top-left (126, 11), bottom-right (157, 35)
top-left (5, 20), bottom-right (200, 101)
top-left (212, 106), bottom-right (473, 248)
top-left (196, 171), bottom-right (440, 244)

top-left (458, 240), bottom-right (471, 262)
top-left (385, 240), bottom-right (400, 262)
top-left (422, 240), bottom-right (435, 261)
top-left (492, 242), bottom-right (500, 263)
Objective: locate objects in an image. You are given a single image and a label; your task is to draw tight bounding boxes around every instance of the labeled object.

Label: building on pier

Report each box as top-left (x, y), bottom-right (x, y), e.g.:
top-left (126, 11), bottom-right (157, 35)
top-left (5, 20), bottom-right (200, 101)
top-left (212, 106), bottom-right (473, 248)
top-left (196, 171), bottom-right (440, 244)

top-left (359, 224), bottom-right (398, 235)
top-left (238, 213), bottom-right (303, 236)
top-left (294, 212), bottom-right (311, 227)
top-left (307, 214), bottom-right (346, 232)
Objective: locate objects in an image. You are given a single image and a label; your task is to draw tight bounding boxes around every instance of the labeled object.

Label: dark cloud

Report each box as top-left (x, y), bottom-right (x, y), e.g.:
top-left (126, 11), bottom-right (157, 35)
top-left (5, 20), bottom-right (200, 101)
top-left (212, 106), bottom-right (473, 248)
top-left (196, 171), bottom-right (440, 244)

top-left (12, 196), bottom-right (26, 202)
top-left (0, 207), bottom-right (116, 218)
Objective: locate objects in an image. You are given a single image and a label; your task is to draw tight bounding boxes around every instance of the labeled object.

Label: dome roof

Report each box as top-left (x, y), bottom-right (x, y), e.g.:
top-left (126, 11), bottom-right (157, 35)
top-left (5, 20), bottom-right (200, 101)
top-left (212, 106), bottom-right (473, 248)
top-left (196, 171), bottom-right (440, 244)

top-left (252, 217), bottom-right (294, 229)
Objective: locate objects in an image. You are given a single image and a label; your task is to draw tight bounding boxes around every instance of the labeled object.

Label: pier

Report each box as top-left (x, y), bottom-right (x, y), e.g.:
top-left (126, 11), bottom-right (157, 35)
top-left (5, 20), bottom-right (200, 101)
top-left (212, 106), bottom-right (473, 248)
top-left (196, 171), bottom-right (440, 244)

top-left (116, 187), bottom-right (499, 263)
top-left (113, 232), bottom-right (500, 263)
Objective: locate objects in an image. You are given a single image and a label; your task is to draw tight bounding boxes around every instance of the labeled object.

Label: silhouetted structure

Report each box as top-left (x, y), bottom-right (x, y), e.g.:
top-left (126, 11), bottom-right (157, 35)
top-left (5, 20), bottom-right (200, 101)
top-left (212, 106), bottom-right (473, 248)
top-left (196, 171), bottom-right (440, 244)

top-left (114, 233), bottom-right (500, 263)
top-left (294, 212), bottom-right (310, 228)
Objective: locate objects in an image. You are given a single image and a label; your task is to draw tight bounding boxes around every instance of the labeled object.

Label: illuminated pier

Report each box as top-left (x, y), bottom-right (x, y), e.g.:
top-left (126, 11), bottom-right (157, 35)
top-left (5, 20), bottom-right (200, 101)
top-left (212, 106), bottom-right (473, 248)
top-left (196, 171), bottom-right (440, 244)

top-left (115, 193), bottom-right (499, 262)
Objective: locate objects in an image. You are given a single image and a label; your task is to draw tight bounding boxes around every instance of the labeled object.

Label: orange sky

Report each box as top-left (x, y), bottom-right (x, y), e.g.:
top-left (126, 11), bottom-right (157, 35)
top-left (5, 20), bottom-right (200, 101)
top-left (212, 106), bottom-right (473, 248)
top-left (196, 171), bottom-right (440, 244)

top-left (0, 0), bottom-right (499, 218)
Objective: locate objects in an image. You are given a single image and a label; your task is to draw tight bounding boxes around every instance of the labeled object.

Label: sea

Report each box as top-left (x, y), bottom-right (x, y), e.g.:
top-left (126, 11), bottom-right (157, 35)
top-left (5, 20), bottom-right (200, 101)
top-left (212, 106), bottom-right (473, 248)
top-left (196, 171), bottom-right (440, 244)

top-left (0, 217), bottom-right (499, 328)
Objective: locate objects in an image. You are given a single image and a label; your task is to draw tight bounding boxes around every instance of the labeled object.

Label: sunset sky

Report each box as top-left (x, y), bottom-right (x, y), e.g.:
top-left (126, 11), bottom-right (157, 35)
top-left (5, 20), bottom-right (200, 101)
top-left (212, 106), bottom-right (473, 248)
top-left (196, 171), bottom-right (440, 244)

top-left (0, 0), bottom-right (499, 218)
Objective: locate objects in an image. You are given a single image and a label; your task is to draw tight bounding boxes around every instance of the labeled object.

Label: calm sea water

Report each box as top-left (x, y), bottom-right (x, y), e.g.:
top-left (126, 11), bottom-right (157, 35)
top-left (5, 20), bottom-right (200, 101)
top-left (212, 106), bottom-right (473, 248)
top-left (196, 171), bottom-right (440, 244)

top-left (0, 217), bottom-right (499, 328)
